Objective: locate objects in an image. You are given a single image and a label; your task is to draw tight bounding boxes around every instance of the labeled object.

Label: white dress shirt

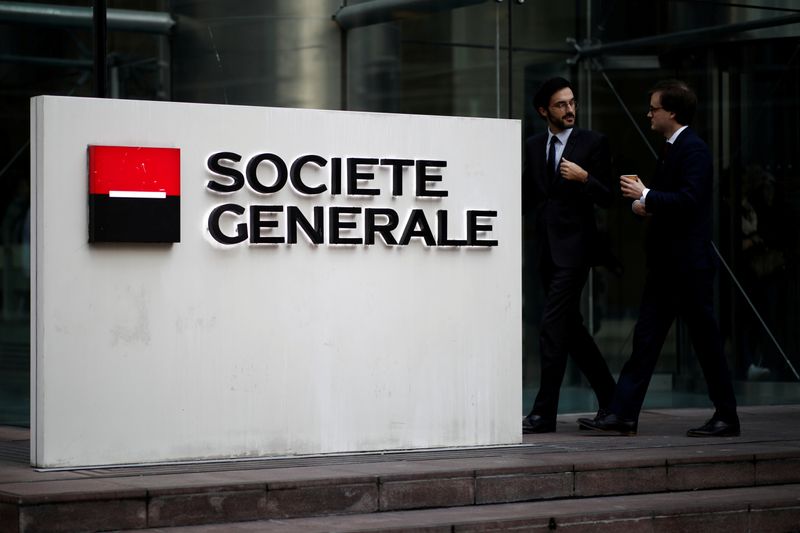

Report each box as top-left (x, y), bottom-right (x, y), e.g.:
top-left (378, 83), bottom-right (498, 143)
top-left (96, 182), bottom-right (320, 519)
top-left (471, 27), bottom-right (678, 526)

top-left (546, 128), bottom-right (573, 167)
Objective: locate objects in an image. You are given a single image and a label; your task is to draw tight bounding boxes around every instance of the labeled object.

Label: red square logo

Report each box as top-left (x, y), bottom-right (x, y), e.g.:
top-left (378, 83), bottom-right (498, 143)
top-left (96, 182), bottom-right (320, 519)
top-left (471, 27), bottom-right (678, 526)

top-left (88, 146), bottom-right (180, 243)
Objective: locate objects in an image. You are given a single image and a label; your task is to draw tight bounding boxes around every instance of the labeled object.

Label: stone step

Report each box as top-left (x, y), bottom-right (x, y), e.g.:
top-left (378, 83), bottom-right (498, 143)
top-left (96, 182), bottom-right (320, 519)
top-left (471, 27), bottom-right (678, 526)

top-left (117, 483), bottom-right (800, 532)
top-left (2, 439), bottom-right (799, 532)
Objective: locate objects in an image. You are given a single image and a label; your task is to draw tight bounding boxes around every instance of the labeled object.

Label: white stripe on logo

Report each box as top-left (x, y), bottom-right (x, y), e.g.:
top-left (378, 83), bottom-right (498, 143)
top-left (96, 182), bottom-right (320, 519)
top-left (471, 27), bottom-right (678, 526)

top-left (109, 191), bottom-right (167, 199)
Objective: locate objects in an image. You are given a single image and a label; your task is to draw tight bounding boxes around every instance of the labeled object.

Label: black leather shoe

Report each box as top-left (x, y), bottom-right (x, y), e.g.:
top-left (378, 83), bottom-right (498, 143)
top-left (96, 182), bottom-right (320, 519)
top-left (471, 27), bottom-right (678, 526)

top-left (687, 417), bottom-right (740, 437)
top-left (522, 414), bottom-right (556, 434)
top-left (578, 413), bottom-right (637, 435)
top-left (578, 408), bottom-right (610, 430)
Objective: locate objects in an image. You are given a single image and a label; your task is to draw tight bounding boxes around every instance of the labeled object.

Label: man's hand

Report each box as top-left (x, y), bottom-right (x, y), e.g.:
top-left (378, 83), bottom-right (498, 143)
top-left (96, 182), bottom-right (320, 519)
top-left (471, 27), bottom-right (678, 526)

top-left (559, 158), bottom-right (588, 183)
top-left (620, 175), bottom-right (645, 199)
top-left (632, 200), bottom-right (648, 217)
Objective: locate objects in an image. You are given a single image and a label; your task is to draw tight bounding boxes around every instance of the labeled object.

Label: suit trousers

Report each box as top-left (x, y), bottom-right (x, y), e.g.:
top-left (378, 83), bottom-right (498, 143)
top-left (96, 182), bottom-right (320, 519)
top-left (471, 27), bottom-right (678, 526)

top-left (610, 267), bottom-right (738, 423)
top-left (531, 255), bottom-right (616, 421)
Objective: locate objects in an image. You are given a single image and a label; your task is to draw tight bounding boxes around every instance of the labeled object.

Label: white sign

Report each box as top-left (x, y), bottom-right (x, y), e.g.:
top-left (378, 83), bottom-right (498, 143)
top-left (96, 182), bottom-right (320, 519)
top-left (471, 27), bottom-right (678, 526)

top-left (31, 96), bottom-right (522, 468)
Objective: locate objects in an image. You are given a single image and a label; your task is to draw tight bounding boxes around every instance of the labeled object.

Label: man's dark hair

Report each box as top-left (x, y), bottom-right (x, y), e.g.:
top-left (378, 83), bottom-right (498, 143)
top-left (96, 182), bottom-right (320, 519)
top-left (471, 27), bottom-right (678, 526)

top-left (650, 79), bottom-right (697, 125)
top-left (533, 77), bottom-right (573, 112)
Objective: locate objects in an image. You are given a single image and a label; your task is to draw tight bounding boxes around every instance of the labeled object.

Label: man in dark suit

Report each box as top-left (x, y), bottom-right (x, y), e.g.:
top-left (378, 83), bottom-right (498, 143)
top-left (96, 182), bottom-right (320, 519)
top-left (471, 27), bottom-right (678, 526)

top-left (579, 79), bottom-right (740, 437)
top-left (522, 77), bottom-right (616, 433)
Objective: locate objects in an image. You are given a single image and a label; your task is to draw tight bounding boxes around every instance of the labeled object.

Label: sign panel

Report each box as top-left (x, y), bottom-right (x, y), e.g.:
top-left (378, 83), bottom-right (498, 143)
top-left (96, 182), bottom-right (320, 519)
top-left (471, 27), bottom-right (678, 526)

top-left (31, 96), bottom-right (521, 468)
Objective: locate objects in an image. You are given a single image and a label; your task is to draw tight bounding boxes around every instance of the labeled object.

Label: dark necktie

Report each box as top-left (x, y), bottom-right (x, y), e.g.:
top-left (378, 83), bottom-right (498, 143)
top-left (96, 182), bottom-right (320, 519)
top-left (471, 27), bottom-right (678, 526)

top-left (548, 136), bottom-right (559, 179)
top-left (662, 141), bottom-right (671, 159)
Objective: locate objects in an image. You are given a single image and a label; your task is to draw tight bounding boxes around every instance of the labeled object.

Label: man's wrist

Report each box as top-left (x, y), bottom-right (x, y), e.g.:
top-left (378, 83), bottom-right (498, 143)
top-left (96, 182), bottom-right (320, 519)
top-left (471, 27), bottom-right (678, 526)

top-left (639, 187), bottom-right (650, 203)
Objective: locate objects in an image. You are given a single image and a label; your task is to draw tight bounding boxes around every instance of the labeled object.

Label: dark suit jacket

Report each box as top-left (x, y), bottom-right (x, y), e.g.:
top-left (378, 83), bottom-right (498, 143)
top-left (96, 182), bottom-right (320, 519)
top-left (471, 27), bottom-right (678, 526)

top-left (644, 127), bottom-right (715, 272)
top-left (523, 128), bottom-right (613, 268)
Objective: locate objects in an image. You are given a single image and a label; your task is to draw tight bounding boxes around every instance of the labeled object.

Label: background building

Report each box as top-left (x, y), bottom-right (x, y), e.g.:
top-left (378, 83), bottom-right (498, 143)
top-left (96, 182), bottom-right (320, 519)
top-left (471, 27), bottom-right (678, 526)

top-left (1, 0), bottom-right (799, 426)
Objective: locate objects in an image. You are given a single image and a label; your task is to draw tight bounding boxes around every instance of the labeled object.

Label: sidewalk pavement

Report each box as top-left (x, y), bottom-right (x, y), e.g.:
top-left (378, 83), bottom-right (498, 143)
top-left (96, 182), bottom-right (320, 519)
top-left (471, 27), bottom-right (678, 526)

top-left (1, 404), bottom-right (799, 531)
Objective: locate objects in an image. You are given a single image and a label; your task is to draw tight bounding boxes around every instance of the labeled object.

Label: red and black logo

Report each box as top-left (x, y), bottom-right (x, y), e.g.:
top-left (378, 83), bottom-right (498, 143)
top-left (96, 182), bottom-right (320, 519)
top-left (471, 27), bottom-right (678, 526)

top-left (88, 145), bottom-right (180, 243)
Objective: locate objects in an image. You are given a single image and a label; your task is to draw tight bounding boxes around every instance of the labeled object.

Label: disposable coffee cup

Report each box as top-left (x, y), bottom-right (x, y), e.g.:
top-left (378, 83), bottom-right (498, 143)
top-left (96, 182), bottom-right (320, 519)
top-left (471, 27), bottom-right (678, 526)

top-left (621, 174), bottom-right (639, 182)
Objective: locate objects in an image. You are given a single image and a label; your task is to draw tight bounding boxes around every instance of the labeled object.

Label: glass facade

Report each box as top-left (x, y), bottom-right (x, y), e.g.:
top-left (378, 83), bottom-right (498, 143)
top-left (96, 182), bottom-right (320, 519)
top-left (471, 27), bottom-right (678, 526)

top-left (2, 0), bottom-right (799, 426)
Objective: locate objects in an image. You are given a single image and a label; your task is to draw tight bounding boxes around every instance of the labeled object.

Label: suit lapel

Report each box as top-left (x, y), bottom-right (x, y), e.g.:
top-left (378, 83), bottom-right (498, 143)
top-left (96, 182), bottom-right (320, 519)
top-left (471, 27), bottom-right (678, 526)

top-left (561, 128), bottom-right (579, 163)
top-left (550, 128), bottom-right (580, 190)
top-left (532, 128), bottom-right (581, 195)
top-left (655, 127), bottom-right (690, 187)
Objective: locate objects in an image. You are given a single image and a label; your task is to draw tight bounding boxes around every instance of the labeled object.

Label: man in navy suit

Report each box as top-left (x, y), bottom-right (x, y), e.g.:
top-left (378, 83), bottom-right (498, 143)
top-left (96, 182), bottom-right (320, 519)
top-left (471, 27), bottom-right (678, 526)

top-left (522, 77), bottom-right (616, 433)
top-left (579, 80), bottom-right (740, 437)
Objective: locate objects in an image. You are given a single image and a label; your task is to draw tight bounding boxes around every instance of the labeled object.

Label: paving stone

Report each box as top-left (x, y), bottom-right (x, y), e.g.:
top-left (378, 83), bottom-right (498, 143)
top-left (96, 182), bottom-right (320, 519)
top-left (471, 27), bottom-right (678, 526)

top-left (378, 468), bottom-right (475, 483)
top-left (144, 481), bottom-right (266, 497)
top-left (213, 466), bottom-right (374, 487)
top-left (475, 471), bottom-right (572, 504)
top-left (748, 505), bottom-right (800, 532)
top-left (458, 455), bottom-right (568, 476)
top-left (380, 475), bottom-right (474, 511)
top-left (575, 466), bottom-right (667, 497)
top-left (753, 441), bottom-right (800, 459)
top-left (568, 449), bottom-right (667, 471)
top-left (106, 472), bottom-right (261, 493)
top-left (756, 457), bottom-right (800, 485)
top-left (667, 460), bottom-right (755, 491)
top-left (263, 473), bottom-right (375, 490)
top-left (148, 488), bottom-right (267, 527)
top-left (0, 467), bottom-right (83, 484)
top-left (663, 447), bottom-right (754, 465)
top-left (458, 515), bottom-right (655, 533)
top-left (265, 481), bottom-right (378, 519)
top-left (453, 516), bottom-right (564, 532)
top-left (651, 510), bottom-right (749, 533)
top-left (18, 498), bottom-right (146, 533)
top-left (0, 478), bottom-right (146, 504)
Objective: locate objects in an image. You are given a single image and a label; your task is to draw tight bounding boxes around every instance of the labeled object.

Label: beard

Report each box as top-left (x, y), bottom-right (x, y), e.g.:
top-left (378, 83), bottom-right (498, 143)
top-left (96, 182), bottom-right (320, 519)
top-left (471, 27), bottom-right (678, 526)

top-left (549, 112), bottom-right (575, 131)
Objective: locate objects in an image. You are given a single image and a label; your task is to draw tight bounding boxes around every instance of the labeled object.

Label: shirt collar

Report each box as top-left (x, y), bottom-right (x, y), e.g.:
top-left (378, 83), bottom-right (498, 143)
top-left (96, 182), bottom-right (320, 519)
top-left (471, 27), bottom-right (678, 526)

top-left (667, 125), bottom-right (688, 145)
top-left (547, 127), bottom-right (573, 146)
